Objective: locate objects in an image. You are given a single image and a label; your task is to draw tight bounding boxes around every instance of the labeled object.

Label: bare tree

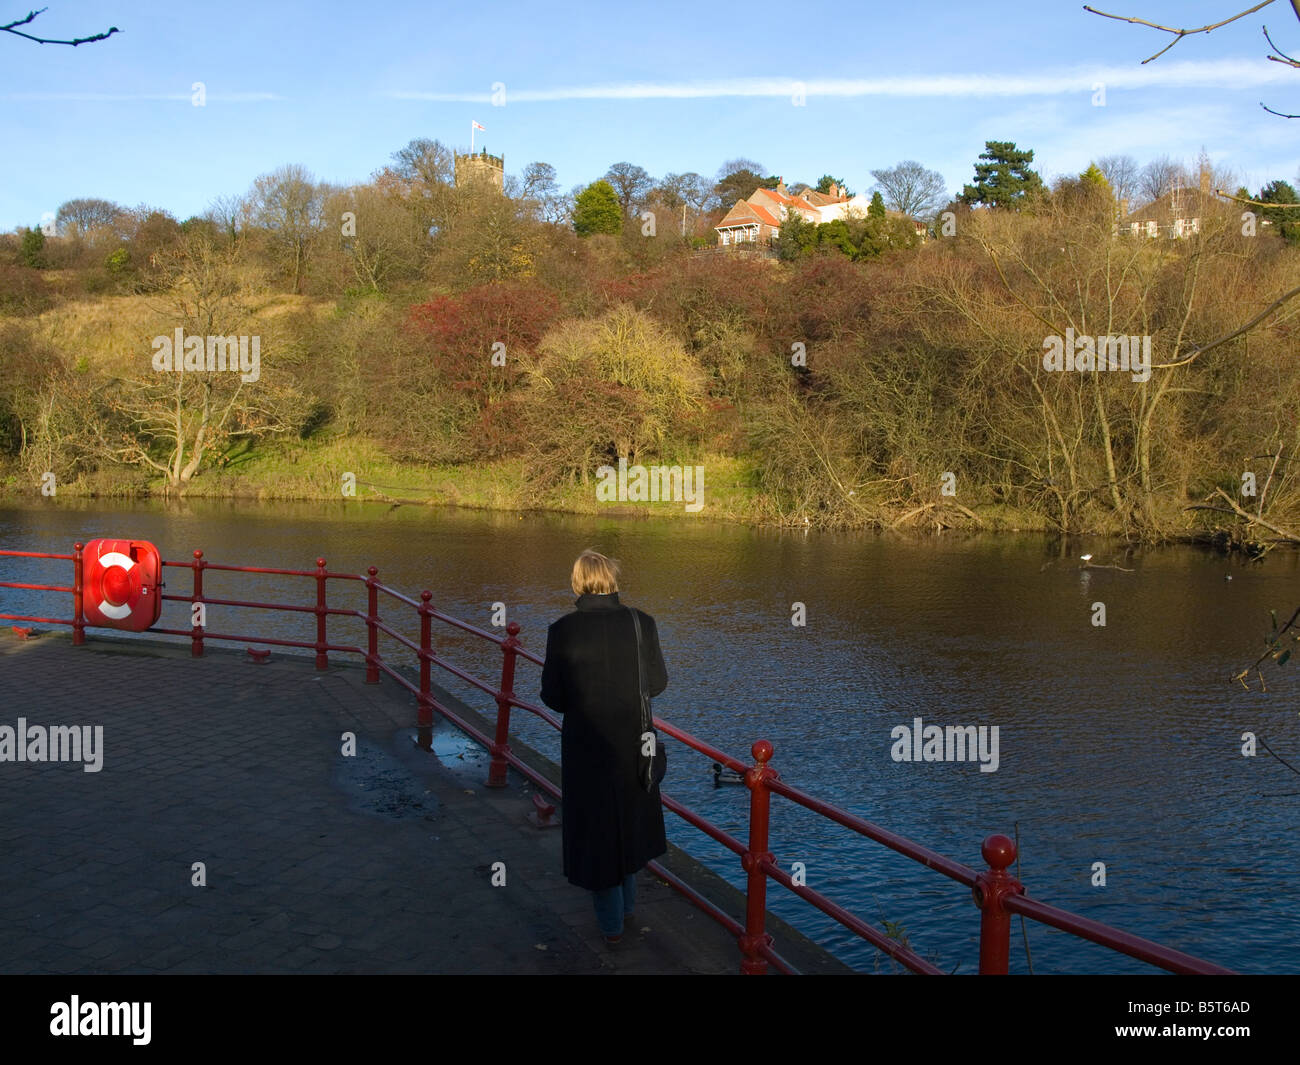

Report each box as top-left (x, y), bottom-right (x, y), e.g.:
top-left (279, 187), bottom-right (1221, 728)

top-left (717, 158), bottom-right (766, 182)
top-left (246, 165), bottom-right (325, 294)
top-left (322, 184), bottom-right (423, 292)
top-left (520, 161), bottom-right (567, 225)
top-left (869, 160), bottom-right (949, 218)
top-left (604, 162), bottom-right (655, 216)
top-left (1096, 154), bottom-right (1140, 204)
top-left (2, 8), bottom-right (119, 45)
top-left (90, 228), bottom-right (307, 488)
top-left (55, 198), bottom-right (128, 243)
top-left (391, 138), bottom-right (454, 187)
top-left (1139, 155), bottom-right (1187, 202)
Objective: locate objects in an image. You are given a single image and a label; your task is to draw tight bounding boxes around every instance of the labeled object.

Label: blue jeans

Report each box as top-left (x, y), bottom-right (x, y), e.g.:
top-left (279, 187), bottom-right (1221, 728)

top-left (592, 874), bottom-right (637, 936)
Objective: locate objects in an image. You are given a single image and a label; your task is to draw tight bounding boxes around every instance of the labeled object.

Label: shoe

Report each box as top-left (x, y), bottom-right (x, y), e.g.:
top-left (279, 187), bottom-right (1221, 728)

top-left (603, 933), bottom-right (622, 946)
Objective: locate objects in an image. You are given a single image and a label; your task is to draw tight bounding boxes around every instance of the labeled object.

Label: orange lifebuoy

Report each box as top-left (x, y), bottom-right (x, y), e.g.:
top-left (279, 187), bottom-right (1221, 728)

top-left (83, 539), bottom-right (162, 631)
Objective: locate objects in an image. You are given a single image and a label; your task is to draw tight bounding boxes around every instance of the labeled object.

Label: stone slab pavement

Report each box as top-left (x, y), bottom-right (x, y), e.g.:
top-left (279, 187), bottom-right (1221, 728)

top-left (0, 629), bottom-right (849, 975)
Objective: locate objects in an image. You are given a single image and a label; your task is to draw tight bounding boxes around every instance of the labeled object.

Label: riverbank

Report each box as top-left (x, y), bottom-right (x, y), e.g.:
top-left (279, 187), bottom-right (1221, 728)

top-left (0, 437), bottom-right (1146, 536)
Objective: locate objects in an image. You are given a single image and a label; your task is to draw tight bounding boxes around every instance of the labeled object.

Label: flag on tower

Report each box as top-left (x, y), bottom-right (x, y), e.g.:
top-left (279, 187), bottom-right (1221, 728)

top-left (472, 121), bottom-right (485, 131)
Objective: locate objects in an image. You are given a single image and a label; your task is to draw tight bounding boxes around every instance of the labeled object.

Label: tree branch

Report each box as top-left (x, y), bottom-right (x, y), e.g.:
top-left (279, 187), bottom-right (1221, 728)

top-left (2, 7), bottom-right (120, 46)
top-left (1083, 2), bottom-right (1277, 63)
top-left (1214, 188), bottom-right (1300, 208)
top-left (1149, 284), bottom-right (1300, 369)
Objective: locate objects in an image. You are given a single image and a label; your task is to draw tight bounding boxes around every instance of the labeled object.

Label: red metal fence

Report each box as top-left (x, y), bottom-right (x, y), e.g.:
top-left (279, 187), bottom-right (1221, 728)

top-left (0, 542), bottom-right (1235, 975)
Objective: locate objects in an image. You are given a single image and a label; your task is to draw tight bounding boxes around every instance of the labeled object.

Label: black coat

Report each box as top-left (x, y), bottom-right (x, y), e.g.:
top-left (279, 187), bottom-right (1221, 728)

top-left (539, 592), bottom-right (668, 891)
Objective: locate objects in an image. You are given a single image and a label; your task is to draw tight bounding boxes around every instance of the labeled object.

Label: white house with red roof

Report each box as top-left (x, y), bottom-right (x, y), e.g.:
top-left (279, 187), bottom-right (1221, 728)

top-left (715, 180), bottom-right (824, 245)
top-left (715, 180), bottom-right (924, 244)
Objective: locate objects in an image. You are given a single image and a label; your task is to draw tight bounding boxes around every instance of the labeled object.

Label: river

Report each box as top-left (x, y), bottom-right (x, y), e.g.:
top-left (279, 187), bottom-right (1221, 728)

top-left (2, 499), bottom-right (1296, 974)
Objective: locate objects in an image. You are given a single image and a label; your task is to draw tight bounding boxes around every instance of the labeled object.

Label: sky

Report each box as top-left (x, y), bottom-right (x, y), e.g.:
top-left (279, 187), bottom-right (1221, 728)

top-left (2, 0), bottom-right (1298, 230)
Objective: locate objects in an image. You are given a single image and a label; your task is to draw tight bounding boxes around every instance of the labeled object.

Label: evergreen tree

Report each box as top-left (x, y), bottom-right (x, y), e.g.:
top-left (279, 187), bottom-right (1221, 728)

top-left (572, 180), bottom-right (623, 237)
top-left (1257, 180), bottom-right (1300, 243)
top-left (19, 226), bottom-right (46, 268)
top-left (816, 174), bottom-right (850, 195)
top-left (1080, 164), bottom-right (1112, 196)
top-left (868, 191), bottom-right (886, 218)
top-left (960, 142), bottom-right (1045, 209)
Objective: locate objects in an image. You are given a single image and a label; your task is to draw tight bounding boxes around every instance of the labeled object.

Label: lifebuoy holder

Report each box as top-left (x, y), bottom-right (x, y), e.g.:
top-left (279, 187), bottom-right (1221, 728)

top-left (82, 538), bottom-right (162, 631)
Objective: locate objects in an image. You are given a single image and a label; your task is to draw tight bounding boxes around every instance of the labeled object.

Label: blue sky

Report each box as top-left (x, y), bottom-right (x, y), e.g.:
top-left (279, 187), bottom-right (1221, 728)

top-left (2, 0), bottom-right (1298, 230)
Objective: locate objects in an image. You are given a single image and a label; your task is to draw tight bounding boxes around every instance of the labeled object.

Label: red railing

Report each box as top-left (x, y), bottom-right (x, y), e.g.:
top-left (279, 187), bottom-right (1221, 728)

top-left (0, 543), bottom-right (1236, 976)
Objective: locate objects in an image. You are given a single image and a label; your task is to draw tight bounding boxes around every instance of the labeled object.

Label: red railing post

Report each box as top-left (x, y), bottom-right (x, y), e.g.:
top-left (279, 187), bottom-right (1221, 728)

top-left (314, 557), bottom-right (328, 670)
top-left (190, 550), bottom-right (205, 658)
top-left (365, 566), bottom-right (380, 684)
top-left (487, 620), bottom-right (520, 787)
top-left (416, 590), bottom-right (434, 751)
top-left (72, 542), bottom-right (85, 645)
top-left (973, 833), bottom-right (1024, 974)
top-left (740, 739), bottom-right (778, 974)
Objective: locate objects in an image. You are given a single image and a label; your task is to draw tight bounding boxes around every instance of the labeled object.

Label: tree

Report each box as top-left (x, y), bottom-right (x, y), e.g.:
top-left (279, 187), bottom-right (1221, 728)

top-left (572, 181), bottom-right (623, 237)
top-left (323, 184), bottom-right (425, 292)
top-left (1095, 155), bottom-right (1139, 204)
top-left (604, 162), bottom-right (655, 216)
top-left (1257, 179), bottom-right (1300, 242)
top-left (960, 142), bottom-right (1044, 209)
top-left (717, 158), bottom-right (766, 183)
top-left (774, 212), bottom-right (818, 260)
top-left (246, 164), bottom-right (325, 294)
top-left (95, 227), bottom-right (309, 488)
top-left (870, 161), bottom-right (948, 218)
top-left (19, 226), bottom-right (45, 268)
top-left (520, 162), bottom-right (567, 225)
top-left (715, 168), bottom-right (773, 208)
top-left (1139, 156), bottom-right (1187, 203)
top-left (55, 198), bottom-right (127, 243)
top-left (816, 175), bottom-right (851, 195)
top-left (654, 172), bottom-right (701, 210)
top-left (391, 138), bottom-right (455, 187)
top-left (1080, 164), bottom-right (1112, 197)
top-left (2, 9), bottom-right (118, 45)
top-left (868, 192), bottom-right (886, 218)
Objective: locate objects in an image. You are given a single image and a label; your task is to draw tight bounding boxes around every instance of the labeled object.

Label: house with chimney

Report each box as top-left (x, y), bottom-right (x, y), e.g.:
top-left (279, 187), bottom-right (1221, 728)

top-left (715, 179), bottom-right (924, 245)
top-left (715, 180), bottom-right (823, 245)
top-left (1117, 166), bottom-right (1231, 239)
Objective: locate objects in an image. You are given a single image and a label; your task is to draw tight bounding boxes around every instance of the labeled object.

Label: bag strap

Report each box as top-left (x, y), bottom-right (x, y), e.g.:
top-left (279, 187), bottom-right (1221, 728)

top-left (628, 607), bottom-right (651, 733)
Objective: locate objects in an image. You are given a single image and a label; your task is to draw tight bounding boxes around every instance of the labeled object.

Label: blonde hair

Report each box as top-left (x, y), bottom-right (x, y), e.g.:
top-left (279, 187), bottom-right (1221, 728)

top-left (571, 549), bottom-right (621, 595)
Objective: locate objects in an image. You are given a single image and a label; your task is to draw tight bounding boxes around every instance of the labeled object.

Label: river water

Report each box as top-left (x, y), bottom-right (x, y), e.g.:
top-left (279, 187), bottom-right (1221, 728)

top-left (2, 499), bottom-right (1297, 974)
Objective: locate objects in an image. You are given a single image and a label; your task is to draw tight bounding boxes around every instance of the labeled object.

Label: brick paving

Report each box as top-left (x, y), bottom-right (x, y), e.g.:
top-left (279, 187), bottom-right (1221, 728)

top-left (0, 630), bottom-right (846, 975)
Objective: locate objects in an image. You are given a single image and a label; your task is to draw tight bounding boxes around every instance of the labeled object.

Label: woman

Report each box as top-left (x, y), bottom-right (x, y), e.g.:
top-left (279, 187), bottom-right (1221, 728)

top-left (540, 549), bottom-right (668, 944)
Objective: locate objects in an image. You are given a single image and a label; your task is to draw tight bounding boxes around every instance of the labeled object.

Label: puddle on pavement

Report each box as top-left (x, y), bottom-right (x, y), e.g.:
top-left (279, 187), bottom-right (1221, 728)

top-left (333, 736), bottom-right (440, 821)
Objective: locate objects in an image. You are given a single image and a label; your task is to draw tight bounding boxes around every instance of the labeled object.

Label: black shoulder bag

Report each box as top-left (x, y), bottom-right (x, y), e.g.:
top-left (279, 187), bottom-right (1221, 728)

top-left (629, 608), bottom-right (667, 791)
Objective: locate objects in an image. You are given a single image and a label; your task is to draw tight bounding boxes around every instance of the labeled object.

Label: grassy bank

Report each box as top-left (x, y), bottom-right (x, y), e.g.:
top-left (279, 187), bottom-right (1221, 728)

top-left (0, 435), bottom-right (1067, 534)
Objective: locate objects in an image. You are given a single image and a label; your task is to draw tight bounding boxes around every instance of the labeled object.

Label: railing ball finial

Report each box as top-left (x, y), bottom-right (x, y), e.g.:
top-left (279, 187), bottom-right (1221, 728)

top-left (982, 833), bottom-right (1017, 872)
top-left (506, 621), bottom-right (520, 636)
top-left (752, 739), bottom-right (773, 764)
top-left (74, 541), bottom-right (84, 551)
top-left (193, 549), bottom-right (203, 560)
top-left (316, 557), bottom-right (327, 569)
top-left (421, 590), bottom-right (432, 604)
top-left (368, 566), bottom-right (378, 577)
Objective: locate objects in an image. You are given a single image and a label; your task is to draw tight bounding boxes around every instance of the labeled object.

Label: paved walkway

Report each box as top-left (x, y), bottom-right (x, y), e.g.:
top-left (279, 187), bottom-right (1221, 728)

top-left (0, 630), bottom-right (846, 975)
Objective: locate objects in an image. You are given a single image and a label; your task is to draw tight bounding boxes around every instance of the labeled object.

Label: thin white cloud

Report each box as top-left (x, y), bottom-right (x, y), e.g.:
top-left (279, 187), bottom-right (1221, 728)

top-left (385, 59), bottom-right (1294, 103)
top-left (1, 92), bottom-right (283, 102)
